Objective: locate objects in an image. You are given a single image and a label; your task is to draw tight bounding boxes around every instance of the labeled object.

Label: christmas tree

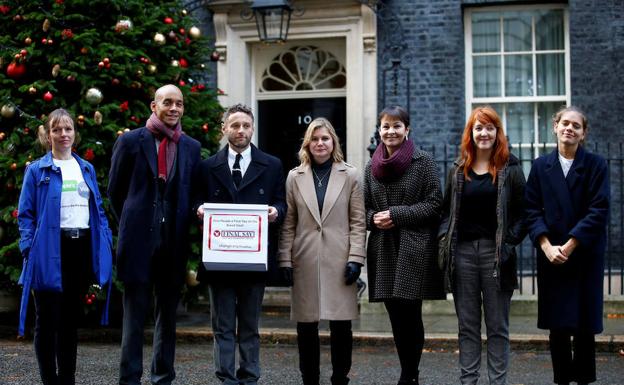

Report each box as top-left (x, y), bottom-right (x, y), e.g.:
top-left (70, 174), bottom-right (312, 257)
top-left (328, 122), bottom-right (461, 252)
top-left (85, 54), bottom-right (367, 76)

top-left (0, 0), bottom-right (223, 295)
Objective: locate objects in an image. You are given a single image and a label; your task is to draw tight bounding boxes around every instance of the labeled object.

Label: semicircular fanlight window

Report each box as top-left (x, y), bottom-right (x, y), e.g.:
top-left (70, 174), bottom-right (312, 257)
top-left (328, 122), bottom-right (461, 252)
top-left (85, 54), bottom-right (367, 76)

top-left (260, 46), bottom-right (346, 92)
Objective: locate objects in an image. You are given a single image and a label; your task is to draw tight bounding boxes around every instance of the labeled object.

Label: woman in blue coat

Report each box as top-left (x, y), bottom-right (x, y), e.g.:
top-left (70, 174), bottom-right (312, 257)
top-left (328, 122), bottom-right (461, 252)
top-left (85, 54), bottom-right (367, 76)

top-left (17, 109), bottom-right (113, 385)
top-left (524, 106), bottom-right (609, 385)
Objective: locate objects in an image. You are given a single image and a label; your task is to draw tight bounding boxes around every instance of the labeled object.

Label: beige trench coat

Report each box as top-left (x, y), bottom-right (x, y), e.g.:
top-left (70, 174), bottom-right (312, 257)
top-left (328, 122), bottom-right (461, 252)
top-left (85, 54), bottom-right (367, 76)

top-left (278, 161), bottom-right (366, 322)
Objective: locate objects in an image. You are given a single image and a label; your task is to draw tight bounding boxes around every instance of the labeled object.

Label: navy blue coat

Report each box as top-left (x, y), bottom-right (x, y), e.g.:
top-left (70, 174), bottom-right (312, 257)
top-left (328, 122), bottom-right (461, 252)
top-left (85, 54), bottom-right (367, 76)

top-left (195, 144), bottom-right (286, 285)
top-left (524, 146), bottom-right (609, 333)
top-left (108, 127), bottom-right (201, 285)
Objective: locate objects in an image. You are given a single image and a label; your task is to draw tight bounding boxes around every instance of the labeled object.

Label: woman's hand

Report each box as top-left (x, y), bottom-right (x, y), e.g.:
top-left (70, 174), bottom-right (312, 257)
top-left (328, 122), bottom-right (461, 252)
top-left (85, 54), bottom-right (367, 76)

top-left (373, 210), bottom-right (394, 230)
top-left (539, 236), bottom-right (568, 264)
top-left (561, 237), bottom-right (579, 258)
top-left (543, 244), bottom-right (568, 264)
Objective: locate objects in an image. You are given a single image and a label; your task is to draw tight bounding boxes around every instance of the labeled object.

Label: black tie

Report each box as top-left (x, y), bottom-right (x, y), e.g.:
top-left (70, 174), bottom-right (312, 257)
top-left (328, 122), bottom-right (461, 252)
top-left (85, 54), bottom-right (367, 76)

top-left (232, 153), bottom-right (242, 188)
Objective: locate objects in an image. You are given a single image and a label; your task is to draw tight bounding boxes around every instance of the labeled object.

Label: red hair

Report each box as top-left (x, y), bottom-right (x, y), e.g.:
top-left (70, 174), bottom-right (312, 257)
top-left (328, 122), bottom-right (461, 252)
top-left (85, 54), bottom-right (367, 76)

top-left (460, 106), bottom-right (509, 183)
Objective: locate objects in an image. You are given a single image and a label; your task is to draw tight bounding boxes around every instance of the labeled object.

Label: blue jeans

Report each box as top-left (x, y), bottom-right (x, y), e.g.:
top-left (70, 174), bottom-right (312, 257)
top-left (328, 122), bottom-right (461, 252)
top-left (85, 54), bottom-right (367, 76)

top-left (453, 239), bottom-right (512, 385)
top-left (209, 281), bottom-right (265, 385)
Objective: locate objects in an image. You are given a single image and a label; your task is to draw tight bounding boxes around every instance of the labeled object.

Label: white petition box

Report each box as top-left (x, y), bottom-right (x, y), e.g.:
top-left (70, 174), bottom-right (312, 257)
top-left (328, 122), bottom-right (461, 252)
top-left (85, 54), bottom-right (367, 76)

top-left (202, 203), bottom-right (268, 272)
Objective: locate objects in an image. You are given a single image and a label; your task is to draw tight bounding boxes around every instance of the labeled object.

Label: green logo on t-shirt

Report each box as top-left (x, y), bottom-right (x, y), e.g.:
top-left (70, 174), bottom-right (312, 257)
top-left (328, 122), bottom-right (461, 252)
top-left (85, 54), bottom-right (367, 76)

top-left (62, 180), bottom-right (78, 192)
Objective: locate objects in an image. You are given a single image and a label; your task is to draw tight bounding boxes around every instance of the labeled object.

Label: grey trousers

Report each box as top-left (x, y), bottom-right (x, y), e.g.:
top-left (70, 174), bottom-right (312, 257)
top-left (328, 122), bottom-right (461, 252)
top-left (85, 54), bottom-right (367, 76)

top-left (209, 281), bottom-right (265, 385)
top-left (453, 239), bottom-right (513, 385)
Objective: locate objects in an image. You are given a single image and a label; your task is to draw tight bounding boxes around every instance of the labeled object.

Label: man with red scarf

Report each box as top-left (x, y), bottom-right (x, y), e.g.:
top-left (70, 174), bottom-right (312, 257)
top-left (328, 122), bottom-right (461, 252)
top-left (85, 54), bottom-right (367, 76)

top-left (108, 84), bottom-right (201, 385)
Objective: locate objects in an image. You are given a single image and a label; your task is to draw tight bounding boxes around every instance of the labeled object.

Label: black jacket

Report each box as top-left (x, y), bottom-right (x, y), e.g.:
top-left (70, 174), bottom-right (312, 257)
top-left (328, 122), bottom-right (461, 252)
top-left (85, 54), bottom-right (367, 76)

top-left (439, 154), bottom-right (527, 292)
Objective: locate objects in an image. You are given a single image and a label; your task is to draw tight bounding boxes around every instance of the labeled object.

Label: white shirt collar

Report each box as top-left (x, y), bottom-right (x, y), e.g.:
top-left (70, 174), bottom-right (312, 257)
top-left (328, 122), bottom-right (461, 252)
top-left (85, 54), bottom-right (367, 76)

top-left (227, 145), bottom-right (252, 176)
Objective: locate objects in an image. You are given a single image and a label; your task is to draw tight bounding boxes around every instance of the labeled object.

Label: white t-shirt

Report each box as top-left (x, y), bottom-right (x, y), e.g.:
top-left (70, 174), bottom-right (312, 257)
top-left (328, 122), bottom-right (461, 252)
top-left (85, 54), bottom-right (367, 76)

top-left (53, 157), bottom-right (90, 229)
top-left (558, 153), bottom-right (574, 178)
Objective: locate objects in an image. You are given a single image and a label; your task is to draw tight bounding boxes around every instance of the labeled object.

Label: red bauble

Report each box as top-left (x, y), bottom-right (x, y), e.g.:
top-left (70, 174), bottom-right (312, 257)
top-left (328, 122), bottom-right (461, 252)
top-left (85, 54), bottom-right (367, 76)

top-left (202, 123), bottom-right (209, 133)
top-left (83, 148), bottom-right (95, 161)
top-left (179, 28), bottom-right (185, 35)
top-left (164, 17), bottom-right (173, 24)
top-left (20, 49), bottom-right (27, 57)
top-left (12, 209), bottom-right (18, 218)
top-left (43, 91), bottom-right (54, 102)
top-left (6, 61), bottom-right (26, 78)
top-left (210, 51), bottom-right (220, 61)
top-left (178, 80), bottom-right (186, 86)
top-left (0, 5), bottom-right (10, 14)
top-left (179, 58), bottom-right (188, 68)
top-left (10, 163), bottom-right (17, 170)
top-left (112, 78), bottom-right (121, 86)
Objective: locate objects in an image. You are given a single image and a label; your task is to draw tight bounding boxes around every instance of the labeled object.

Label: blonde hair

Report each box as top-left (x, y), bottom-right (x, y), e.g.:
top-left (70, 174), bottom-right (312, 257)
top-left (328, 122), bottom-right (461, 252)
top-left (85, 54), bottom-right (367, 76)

top-left (298, 117), bottom-right (344, 166)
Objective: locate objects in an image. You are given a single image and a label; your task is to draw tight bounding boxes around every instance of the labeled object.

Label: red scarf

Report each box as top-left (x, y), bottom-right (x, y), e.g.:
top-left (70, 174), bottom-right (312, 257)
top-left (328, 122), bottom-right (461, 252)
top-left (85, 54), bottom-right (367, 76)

top-left (371, 139), bottom-right (414, 182)
top-left (145, 113), bottom-right (182, 181)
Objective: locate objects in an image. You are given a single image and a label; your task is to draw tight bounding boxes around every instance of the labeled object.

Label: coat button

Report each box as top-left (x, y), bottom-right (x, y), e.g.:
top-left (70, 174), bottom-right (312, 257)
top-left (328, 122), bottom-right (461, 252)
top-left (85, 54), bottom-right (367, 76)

top-left (317, 226), bottom-right (321, 232)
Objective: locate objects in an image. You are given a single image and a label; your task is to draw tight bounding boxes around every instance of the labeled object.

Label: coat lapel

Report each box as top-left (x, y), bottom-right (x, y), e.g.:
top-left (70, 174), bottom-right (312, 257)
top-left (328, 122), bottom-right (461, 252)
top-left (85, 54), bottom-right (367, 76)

top-left (566, 145), bottom-right (586, 192)
top-left (321, 162), bottom-right (347, 223)
top-left (139, 128), bottom-right (157, 178)
top-left (238, 144), bottom-right (268, 191)
top-left (211, 146), bottom-right (237, 198)
top-left (294, 166), bottom-right (322, 226)
top-left (544, 149), bottom-right (575, 219)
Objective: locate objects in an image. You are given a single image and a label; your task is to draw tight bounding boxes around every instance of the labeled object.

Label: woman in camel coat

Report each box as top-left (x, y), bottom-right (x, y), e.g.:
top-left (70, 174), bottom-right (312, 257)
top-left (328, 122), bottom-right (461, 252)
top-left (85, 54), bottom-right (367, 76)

top-left (278, 117), bottom-right (366, 385)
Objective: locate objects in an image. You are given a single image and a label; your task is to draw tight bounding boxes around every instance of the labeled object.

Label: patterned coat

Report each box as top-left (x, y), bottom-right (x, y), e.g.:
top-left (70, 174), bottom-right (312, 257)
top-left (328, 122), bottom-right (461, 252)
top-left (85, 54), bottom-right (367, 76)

top-left (363, 147), bottom-right (445, 301)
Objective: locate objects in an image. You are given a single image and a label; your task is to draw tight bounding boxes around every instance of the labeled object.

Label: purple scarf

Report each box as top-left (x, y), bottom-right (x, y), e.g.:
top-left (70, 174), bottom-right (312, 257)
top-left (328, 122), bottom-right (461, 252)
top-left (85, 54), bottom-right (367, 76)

top-left (371, 139), bottom-right (414, 182)
top-left (146, 112), bottom-right (182, 181)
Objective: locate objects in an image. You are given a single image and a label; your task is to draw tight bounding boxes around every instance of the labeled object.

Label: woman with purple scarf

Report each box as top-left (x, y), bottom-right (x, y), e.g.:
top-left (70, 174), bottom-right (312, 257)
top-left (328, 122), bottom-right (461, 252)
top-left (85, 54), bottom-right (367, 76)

top-left (363, 105), bottom-right (445, 385)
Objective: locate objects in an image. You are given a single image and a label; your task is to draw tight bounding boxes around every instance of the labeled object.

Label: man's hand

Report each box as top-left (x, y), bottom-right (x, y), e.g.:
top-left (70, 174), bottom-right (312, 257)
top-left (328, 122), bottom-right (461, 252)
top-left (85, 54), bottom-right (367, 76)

top-left (197, 206), bottom-right (204, 220)
top-left (268, 206), bottom-right (278, 223)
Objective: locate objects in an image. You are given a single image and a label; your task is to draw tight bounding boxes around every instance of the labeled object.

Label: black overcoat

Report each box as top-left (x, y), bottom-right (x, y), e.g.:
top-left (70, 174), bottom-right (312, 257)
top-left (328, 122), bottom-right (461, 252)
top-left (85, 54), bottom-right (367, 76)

top-left (524, 146), bottom-right (609, 333)
top-left (108, 127), bottom-right (201, 285)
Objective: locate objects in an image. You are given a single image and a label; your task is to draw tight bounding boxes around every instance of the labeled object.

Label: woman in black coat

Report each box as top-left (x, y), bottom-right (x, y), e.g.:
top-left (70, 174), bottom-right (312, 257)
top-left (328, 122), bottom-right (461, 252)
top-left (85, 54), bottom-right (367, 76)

top-left (524, 106), bottom-right (609, 385)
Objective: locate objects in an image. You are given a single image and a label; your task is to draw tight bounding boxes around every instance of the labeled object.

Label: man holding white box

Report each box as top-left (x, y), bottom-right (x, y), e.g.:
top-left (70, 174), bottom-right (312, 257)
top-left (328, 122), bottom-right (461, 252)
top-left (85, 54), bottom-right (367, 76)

top-left (195, 103), bottom-right (286, 385)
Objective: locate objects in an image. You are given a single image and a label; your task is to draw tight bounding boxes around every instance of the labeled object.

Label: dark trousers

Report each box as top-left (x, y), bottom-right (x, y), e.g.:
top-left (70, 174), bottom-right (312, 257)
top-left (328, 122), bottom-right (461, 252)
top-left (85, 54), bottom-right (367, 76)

top-left (33, 234), bottom-right (91, 385)
top-left (209, 281), bottom-right (265, 385)
top-left (384, 300), bottom-right (424, 384)
top-left (119, 248), bottom-right (180, 385)
top-left (549, 329), bottom-right (596, 384)
top-left (297, 320), bottom-right (353, 385)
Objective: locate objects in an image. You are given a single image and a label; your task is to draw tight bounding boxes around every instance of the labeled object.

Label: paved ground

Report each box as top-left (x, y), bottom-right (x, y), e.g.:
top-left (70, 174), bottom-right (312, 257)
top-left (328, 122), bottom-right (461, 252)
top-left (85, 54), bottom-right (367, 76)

top-left (2, 339), bottom-right (623, 385)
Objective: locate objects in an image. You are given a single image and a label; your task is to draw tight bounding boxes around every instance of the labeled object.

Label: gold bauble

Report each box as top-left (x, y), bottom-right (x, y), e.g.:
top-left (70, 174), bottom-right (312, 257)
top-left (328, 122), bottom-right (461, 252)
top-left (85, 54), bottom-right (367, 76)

top-left (42, 18), bottom-right (51, 32)
top-left (52, 64), bottom-right (60, 77)
top-left (147, 64), bottom-right (157, 73)
top-left (189, 26), bottom-right (201, 39)
top-left (153, 33), bottom-right (166, 45)
top-left (94, 110), bottom-right (103, 125)
top-left (28, 86), bottom-right (37, 95)
top-left (171, 59), bottom-right (179, 67)
top-left (1, 104), bottom-right (16, 118)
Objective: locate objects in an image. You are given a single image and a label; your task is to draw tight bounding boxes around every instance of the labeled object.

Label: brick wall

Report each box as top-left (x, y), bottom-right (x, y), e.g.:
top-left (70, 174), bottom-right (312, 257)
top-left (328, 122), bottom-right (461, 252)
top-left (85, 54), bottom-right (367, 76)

top-left (377, 0), bottom-right (624, 147)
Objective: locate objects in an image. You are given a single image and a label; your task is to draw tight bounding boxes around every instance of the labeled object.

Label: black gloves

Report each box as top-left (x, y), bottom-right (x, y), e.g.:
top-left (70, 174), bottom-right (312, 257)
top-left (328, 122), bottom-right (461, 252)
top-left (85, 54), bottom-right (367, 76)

top-left (344, 262), bottom-right (362, 285)
top-left (280, 266), bottom-right (293, 287)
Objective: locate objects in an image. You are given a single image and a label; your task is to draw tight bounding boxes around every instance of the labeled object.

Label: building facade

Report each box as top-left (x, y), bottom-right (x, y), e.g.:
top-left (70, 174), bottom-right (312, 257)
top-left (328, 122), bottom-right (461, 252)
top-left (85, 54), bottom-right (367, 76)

top-left (201, 0), bottom-right (624, 294)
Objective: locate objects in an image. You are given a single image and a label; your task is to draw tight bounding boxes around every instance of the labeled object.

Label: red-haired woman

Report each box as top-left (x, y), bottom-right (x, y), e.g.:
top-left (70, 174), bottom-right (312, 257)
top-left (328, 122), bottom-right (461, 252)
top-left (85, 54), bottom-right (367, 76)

top-left (439, 106), bottom-right (526, 385)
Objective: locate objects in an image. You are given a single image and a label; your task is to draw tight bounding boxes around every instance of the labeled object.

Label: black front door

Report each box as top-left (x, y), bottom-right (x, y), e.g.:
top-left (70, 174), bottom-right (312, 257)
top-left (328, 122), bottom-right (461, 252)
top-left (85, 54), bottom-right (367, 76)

top-left (258, 97), bottom-right (346, 174)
